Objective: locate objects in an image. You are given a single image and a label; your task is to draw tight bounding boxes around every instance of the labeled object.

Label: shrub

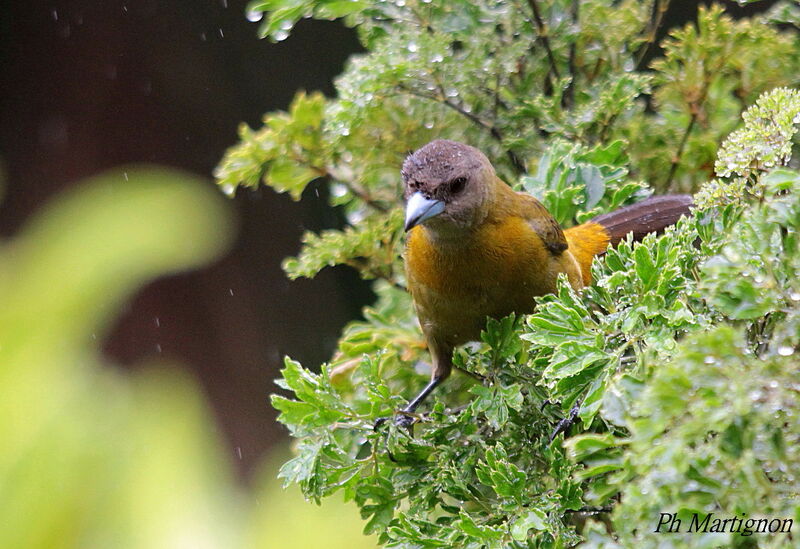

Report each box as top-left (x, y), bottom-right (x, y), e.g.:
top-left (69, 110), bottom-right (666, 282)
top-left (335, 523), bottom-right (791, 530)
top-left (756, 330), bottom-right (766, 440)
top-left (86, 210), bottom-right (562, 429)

top-left (217, 2), bottom-right (800, 546)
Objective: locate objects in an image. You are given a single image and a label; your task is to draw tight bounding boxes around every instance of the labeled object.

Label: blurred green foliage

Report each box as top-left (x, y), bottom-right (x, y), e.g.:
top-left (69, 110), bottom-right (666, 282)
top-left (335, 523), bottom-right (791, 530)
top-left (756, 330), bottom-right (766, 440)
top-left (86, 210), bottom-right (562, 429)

top-left (217, 1), bottom-right (800, 547)
top-left (0, 168), bottom-right (375, 549)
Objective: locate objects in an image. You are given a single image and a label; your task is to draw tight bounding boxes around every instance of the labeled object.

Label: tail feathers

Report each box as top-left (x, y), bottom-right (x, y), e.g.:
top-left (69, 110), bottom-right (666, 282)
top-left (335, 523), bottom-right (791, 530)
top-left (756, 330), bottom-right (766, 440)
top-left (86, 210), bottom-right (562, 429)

top-left (591, 194), bottom-right (694, 246)
top-left (564, 223), bottom-right (612, 285)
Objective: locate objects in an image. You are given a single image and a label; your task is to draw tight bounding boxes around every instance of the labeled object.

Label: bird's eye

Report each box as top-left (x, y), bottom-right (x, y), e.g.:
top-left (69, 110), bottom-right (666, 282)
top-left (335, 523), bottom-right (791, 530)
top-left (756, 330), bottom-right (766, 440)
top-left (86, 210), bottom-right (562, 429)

top-left (450, 176), bottom-right (467, 194)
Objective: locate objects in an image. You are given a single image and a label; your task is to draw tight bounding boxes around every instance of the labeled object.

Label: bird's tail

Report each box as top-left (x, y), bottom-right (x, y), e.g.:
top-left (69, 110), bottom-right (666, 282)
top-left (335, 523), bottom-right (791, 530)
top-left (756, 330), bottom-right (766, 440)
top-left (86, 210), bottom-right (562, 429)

top-left (565, 194), bottom-right (693, 285)
top-left (590, 194), bottom-right (694, 246)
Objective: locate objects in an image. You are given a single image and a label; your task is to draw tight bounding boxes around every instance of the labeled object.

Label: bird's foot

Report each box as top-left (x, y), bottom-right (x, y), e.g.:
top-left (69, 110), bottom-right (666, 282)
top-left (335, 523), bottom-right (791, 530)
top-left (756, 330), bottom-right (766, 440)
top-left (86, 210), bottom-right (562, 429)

top-left (395, 413), bottom-right (417, 429)
top-left (549, 401), bottom-right (581, 442)
top-left (373, 411), bottom-right (420, 431)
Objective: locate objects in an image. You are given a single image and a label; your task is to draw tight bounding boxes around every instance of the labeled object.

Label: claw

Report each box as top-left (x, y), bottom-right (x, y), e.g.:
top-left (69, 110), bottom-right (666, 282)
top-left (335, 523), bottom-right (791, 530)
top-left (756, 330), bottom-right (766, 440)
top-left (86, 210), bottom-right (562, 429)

top-left (549, 401), bottom-right (581, 442)
top-left (373, 411), bottom-right (419, 431)
top-left (395, 413), bottom-right (416, 430)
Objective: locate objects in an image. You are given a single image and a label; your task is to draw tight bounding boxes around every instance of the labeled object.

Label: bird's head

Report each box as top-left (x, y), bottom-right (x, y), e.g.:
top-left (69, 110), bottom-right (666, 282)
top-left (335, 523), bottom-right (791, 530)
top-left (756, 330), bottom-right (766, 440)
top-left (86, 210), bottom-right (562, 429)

top-left (401, 139), bottom-right (496, 235)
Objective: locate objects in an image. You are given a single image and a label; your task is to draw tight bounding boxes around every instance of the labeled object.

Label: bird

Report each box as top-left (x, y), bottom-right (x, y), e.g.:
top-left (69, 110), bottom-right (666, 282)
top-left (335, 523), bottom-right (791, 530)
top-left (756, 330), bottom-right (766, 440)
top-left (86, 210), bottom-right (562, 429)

top-left (393, 139), bottom-right (692, 428)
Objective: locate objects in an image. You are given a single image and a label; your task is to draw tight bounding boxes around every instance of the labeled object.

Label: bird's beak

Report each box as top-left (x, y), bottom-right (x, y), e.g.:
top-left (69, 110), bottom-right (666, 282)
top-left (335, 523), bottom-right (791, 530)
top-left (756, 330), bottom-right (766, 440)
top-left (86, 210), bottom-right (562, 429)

top-left (404, 192), bottom-right (445, 232)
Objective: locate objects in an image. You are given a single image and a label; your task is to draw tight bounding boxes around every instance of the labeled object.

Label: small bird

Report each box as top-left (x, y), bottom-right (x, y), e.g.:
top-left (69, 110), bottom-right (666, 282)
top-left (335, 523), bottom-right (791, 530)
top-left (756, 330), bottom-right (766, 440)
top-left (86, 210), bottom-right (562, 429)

top-left (396, 139), bottom-right (692, 425)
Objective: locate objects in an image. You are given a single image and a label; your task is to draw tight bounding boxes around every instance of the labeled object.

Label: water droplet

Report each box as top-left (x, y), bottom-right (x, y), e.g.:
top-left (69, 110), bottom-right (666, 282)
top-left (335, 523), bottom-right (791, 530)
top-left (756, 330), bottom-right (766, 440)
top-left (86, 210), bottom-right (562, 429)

top-left (424, 120), bottom-right (434, 129)
top-left (778, 346), bottom-right (794, 357)
top-left (408, 42), bottom-right (418, 53)
top-left (155, 317), bottom-right (160, 327)
top-left (430, 53), bottom-right (444, 63)
top-left (703, 355), bottom-right (715, 364)
top-left (280, 20), bottom-right (293, 31)
top-left (274, 29), bottom-right (289, 41)
top-left (235, 446), bottom-right (243, 460)
top-left (221, 184), bottom-right (235, 197)
top-left (789, 291), bottom-right (800, 302)
top-left (51, 8), bottom-right (58, 20)
top-left (229, 288), bottom-right (234, 296)
top-left (246, 10), bottom-right (263, 22)
top-left (123, 171), bottom-right (129, 181)
top-left (218, 28), bottom-right (224, 38)
top-left (348, 209), bottom-right (366, 225)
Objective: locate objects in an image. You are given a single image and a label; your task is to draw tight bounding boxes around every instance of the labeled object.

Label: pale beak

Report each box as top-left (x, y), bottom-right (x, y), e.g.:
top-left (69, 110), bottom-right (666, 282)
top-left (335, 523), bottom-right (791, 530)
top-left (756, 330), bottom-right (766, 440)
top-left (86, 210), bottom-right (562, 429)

top-left (405, 192), bottom-right (445, 231)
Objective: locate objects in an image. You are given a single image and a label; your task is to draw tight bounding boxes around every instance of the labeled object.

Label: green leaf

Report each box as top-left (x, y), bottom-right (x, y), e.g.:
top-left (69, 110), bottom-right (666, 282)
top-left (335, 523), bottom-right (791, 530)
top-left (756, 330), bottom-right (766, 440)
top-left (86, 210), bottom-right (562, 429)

top-left (510, 509), bottom-right (547, 540)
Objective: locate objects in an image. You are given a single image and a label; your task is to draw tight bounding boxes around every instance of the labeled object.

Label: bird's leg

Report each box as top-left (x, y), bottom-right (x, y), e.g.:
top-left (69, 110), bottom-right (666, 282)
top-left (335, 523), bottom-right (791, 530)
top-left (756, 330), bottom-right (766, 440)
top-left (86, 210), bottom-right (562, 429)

top-left (374, 339), bottom-right (453, 431)
top-left (402, 376), bottom-right (444, 414)
top-left (393, 375), bottom-right (445, 428)
top-left (395, 339), bottom-right (453, 426)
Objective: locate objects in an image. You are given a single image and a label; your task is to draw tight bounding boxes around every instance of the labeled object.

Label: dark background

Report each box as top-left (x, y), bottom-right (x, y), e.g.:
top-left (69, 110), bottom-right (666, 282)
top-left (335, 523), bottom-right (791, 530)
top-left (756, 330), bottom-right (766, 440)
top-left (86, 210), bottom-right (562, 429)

top-left (0, 0), bottom-right (773, 479)
top-left (0, 0), bottom-right (367, 477)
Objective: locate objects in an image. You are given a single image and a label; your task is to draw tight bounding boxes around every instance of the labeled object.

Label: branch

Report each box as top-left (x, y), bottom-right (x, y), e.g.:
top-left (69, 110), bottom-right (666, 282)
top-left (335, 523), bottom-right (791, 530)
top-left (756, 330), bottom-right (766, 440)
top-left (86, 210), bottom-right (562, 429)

top-left (664, 110), bottom-right (697, 188)
top-left (526, 0), bottom-right (561, 84)
top-left (340, 180), bottom-right (389, 213)
top-left (438, 98), bottom-right (528, 174)
top-left (343, 258), bottom-right (406, 291)
top-left (399, 85), bottom-right (527, 174)
top-left (635, 0), bottom-right (671, 72)
top-left (563, 0), bottom-right (579, 108)
top-left (316, 166), bottom-right (389, 213)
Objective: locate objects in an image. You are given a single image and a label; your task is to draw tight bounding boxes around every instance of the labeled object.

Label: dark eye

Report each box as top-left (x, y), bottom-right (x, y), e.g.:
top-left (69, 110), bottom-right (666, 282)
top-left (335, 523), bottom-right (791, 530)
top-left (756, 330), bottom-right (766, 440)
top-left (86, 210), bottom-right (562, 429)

top-left (450, 176), bottom-right (467, 194)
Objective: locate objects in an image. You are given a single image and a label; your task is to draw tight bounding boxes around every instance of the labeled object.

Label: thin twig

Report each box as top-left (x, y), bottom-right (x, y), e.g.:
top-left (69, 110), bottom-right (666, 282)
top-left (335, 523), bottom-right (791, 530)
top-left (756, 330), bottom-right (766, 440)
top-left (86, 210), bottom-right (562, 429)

top-left (316, 166), bottom-right (389, 213)
top-left (342, 180), bottom-right (389, 213)
top-left (493, 71), bottom-right (502, 120)
top-left (526, 0), bottom-right (561, 82)
top-left (400, 85), bottom-right (526, 173)
top-left (664, 111), bottom-right (697, 188)
top-left (563, 0), bottom-right (579, 108)
top-left (344, 258), bottom-right (406, 291)
top-left (565, 506), bottom-right (614, 515)
top-left (438, 99), bottom-right (527, 173)
top-left (635, 0), bottom-right (671, 72)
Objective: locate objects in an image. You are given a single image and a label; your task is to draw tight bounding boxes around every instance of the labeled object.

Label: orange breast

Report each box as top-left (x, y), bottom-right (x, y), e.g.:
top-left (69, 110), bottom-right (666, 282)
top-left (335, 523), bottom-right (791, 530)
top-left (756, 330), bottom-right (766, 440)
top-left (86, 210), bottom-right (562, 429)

top-left (405, 217), bottom-right (567, 344)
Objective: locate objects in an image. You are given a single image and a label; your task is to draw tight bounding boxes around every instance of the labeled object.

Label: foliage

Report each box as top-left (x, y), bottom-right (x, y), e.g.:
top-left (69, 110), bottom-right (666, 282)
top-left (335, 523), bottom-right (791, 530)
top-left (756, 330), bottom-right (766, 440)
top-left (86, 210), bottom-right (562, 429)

top-left (0, 168), bottom-right (375, 549)
top-left (218, 1), bottom-right (800, 547)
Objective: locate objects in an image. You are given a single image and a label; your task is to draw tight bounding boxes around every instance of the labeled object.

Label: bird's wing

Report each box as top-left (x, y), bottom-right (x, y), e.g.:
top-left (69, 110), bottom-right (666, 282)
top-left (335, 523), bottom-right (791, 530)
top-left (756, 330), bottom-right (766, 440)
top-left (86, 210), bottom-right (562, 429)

top-left (515, 192), bottom-right (568, 255)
